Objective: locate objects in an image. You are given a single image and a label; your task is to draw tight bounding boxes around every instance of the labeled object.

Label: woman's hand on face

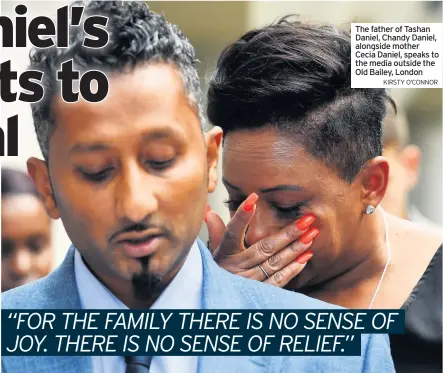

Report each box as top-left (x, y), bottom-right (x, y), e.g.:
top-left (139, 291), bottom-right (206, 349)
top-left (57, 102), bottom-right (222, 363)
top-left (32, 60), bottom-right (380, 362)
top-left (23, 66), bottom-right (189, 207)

top-left (204, 193), bottom-right (319, 288)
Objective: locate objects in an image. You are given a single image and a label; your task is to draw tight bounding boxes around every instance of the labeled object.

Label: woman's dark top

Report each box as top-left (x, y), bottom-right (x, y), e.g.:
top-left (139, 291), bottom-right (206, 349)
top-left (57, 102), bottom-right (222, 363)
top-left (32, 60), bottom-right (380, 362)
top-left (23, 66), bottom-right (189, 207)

top-left (390, 245), bottom-right (442, 373)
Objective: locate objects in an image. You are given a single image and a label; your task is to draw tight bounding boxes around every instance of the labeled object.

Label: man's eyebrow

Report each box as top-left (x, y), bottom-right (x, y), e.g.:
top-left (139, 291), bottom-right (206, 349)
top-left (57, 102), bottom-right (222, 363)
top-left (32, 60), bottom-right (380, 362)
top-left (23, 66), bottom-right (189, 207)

top-left (69, 143), bottom-right (110, 154)
top-left (140, 129), bottom-right (184, 141)
top-left (69, 127), bottom-right (186, 155)
top-left (222, 178), bottom-right (305, 193)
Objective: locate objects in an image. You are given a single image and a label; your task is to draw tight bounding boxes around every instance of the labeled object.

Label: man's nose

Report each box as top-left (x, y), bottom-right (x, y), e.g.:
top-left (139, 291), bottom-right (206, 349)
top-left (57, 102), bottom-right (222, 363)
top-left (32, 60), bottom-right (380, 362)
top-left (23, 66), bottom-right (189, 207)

top-left (115, 165), bottom-right (159, 223)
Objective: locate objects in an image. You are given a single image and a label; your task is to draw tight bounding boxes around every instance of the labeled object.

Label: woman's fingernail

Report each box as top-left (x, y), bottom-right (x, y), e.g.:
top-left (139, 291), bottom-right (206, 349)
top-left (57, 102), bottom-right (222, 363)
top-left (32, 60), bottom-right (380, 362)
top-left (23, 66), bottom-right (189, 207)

top-left (206, 205), bottom-right (211, 213)
top-left (242, 193), bottom-right (259, 213)
top-left (296, 250), bottom-right (314, 264)
top-left (299, 228), bottom-right (320, 244)
top-left (295, 214), bottom-right (316, 230)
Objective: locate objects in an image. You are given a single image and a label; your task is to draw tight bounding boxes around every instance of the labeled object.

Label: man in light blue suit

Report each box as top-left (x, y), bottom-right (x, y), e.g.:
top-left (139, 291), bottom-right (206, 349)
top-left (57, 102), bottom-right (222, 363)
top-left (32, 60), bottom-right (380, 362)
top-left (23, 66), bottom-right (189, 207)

top-left (2, 1), bottom-right (395, 372)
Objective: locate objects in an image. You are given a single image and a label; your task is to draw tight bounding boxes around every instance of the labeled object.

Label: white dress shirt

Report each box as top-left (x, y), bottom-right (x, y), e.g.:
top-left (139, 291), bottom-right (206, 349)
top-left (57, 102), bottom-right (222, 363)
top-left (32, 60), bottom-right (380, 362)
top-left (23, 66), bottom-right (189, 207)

top-left (74, 240), bottom-right (203, 373)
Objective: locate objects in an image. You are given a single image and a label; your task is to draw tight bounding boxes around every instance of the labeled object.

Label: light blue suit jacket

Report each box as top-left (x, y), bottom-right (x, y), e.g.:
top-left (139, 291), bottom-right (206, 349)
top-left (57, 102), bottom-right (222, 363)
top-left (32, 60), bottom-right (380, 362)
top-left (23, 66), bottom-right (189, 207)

top-left (2, 240), bottom-right (395, 373)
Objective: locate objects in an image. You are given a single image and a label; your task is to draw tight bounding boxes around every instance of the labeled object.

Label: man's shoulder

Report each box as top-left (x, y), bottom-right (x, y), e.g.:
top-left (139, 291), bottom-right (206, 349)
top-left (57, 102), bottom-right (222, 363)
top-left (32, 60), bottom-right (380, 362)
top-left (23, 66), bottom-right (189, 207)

top-left (223, 268), bottom-right (339, 310)
top-left (198, 240), bottom-right (338, 310)
top-left (242, 279), bottom-right (394, 371)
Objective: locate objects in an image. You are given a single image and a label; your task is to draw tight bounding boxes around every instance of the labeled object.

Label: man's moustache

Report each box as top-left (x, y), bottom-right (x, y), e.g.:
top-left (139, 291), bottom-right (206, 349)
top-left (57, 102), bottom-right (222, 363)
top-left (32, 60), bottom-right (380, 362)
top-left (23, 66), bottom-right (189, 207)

top-left (109, 222), bottom-right (172, 243)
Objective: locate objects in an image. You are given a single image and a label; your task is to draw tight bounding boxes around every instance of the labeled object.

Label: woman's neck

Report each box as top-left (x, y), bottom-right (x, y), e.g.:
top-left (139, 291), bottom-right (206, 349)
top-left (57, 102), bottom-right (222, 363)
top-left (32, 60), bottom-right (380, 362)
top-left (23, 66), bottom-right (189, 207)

top-left (304, 209), bottom-right (390, 298)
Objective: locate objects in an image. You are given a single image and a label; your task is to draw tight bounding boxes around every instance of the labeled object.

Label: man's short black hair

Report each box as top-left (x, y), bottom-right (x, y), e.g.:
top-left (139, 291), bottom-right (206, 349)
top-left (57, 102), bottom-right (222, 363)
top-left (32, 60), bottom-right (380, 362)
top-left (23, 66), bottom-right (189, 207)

top-left (207, 16), bottom-right (395, 182)
top-left (30, 1), bottom-right (202, 160)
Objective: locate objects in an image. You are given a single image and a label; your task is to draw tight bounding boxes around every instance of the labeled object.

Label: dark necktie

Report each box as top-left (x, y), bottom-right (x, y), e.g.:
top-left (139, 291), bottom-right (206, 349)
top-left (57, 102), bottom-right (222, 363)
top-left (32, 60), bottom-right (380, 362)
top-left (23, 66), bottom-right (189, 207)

top-left (125, 355), bottom-right (153, 373)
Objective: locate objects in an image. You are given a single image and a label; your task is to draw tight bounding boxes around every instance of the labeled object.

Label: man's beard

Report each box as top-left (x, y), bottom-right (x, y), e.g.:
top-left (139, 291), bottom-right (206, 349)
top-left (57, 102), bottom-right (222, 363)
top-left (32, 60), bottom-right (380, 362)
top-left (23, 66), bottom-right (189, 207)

top-left (131, 256), bottom-right (162, 302)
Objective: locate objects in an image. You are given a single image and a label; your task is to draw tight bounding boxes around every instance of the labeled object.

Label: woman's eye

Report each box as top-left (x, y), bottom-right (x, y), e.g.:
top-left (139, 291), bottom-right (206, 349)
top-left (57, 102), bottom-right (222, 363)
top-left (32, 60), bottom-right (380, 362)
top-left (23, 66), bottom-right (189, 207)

top-left (223, 199), bottom-right (243, 211)
top-left (274, 203), bottom-right (305, 219)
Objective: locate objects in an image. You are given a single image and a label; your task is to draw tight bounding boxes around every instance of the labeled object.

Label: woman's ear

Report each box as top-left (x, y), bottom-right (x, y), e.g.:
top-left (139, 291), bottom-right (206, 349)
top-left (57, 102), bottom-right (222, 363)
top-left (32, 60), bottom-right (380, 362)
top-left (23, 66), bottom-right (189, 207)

top-left (205, 126), bottom-right (223, 193)
top-left (359, 156), bottom-right (390, 210)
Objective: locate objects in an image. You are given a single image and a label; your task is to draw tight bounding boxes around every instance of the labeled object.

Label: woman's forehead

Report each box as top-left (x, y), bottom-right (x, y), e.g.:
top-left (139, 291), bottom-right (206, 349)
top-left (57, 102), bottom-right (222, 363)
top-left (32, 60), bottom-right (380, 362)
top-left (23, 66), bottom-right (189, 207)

top-left (224, 128), bottom-right (298, 158)
top-left (222, 129), bottom-right (347, 194)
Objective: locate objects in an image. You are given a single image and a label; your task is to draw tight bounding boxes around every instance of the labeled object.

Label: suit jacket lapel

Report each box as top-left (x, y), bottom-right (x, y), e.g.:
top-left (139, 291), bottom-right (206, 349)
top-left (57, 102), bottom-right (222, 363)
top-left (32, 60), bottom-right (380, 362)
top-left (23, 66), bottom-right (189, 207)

top-left (33, 245), bottom-right (82, 309)
top-left (48, 247), bottom-right (92, 373)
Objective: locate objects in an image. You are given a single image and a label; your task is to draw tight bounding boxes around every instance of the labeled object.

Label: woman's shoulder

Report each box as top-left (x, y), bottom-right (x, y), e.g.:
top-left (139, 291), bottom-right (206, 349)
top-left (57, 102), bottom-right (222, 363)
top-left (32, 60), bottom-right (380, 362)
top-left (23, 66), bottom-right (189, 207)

top-left (389, 214), bottom-right (442, 259)
top-left (391, 215), bottom-right (442, 308)
top-left (387, 215), bottom-right (441, 302)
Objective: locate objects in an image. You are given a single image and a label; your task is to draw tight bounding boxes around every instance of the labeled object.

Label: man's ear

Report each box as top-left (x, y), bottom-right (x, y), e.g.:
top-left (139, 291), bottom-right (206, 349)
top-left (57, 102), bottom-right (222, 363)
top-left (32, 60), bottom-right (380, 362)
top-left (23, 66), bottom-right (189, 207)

top-left (205, 126), bottom-right (223, 193)
top-left (400, 144), bottom-right (421, 191)
top-left (358, 156), bottom-right (390, 212)
top-left (27, 157), bottom-right (60, 219)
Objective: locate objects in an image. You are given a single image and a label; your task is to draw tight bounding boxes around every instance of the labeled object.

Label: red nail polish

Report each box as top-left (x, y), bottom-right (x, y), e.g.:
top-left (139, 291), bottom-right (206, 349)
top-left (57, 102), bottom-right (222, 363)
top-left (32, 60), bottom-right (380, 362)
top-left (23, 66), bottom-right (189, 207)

top-left (299, 228), bottom-right (320, 244)
top-left (296, 214), bottom-right (316, 230)
top-left (296, 250), bottom-right (314, 264)
top-left (242, 193), bottom-right (259, 213)
top-left (204, 206), bottom-right (211, 223)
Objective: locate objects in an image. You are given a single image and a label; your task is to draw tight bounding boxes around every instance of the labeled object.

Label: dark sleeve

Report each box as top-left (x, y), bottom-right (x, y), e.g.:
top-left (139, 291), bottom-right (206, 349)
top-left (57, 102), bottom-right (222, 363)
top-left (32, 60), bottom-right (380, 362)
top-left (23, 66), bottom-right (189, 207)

top-left (390, 245), bottom-right (442, 373)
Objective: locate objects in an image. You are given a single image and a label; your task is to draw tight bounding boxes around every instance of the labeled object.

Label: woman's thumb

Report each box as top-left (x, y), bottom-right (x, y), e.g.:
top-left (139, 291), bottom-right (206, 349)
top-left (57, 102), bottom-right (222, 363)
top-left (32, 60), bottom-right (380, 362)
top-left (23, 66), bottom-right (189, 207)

top-left (204, 207), bottom-right (225, 253)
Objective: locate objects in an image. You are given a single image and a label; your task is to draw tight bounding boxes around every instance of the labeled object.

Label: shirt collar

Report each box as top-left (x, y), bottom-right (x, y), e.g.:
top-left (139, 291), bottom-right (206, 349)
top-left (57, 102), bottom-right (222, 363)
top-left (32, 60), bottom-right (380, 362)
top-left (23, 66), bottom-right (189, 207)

top-left (74, 240), bottom-right (203, 310)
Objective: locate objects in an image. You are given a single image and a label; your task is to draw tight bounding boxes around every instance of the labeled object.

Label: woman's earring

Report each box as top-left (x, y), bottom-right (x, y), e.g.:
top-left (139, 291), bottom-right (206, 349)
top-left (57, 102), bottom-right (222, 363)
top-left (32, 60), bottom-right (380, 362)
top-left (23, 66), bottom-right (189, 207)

top-left (364, 205), bottom-right (376, 215)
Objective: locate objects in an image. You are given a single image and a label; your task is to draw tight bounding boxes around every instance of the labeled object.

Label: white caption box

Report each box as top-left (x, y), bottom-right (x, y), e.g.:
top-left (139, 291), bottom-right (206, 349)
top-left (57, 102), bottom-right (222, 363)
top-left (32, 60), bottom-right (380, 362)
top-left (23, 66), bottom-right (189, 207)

top-left (351, 23), bottom-right (442, 88)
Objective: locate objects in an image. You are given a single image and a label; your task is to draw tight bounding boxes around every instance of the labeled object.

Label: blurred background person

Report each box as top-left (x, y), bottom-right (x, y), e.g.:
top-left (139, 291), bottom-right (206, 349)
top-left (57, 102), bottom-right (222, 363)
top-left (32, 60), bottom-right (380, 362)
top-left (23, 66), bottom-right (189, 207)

top-left (382, 103), bottom-right (442, 230)
top-left (1, 168), bottom-right (52, 292)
